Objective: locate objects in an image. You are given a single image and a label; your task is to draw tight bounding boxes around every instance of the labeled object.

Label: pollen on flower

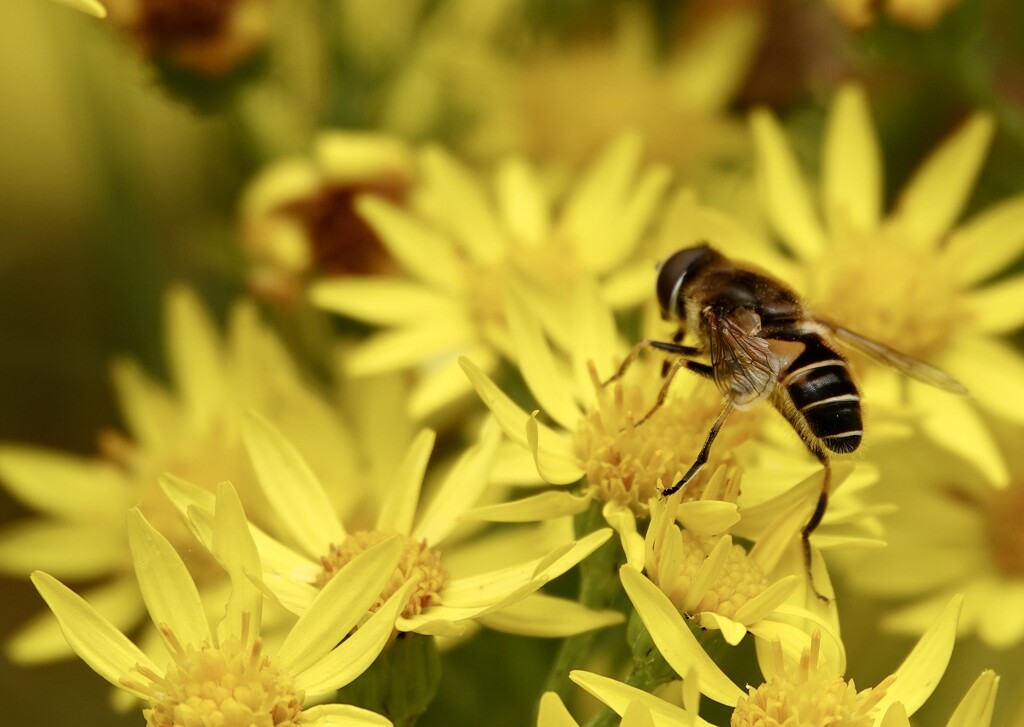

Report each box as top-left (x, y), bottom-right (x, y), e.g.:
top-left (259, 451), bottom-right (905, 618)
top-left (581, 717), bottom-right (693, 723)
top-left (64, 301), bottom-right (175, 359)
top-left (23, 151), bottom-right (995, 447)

top-left (731, 633), bottom-right (894, 727)
top-left (318, 530), bottom-right (449, 618)
top-left (126, 626), bottom-right (303, 727)
top-left (810, 232), bottom-right (965, 361)
top-left (655, 530), bottom-right (767, 619)
top-left (574, 360), bottom-right (757, 514)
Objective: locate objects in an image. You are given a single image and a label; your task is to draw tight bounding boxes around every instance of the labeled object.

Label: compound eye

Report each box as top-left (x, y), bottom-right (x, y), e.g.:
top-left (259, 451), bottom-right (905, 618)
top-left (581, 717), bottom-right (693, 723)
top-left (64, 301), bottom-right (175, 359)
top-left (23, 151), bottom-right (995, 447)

top-left (655, 246), bottom-right (708, 319)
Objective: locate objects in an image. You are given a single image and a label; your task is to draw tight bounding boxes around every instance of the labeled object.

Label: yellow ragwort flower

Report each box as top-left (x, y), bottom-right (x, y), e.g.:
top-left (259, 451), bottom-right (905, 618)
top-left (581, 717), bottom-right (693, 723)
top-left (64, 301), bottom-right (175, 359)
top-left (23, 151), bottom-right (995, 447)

top-left (310, 134), bottom-right (670, 419)
top-left (164, 412), bottom-right (620, 639)
top-left (32, 482), bottom-right (411, 727)
top-left (0, 288), bottom-right (357, 664)
top-left (733, 84), bottom-right (1024, 485)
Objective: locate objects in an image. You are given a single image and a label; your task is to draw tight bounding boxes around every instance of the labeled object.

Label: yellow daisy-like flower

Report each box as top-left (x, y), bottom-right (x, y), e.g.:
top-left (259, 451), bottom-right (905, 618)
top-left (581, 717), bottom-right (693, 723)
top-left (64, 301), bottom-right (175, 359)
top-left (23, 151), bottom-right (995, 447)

top-left (466, 5), bottom-right (759, 171)
top-left (51, 0), bottom-right (107, 17)
top-left (239, 131), bottom-right (414, 304)
top-left (734, 84), bottom-right (1024, 485)
top-left (32, 482), bottom-right (411, 727)
top-left (614, 568), bottom-right (964, 724)
top-left (165, 412), bottom-right (620, 639)
top-left (827, 0), bottom-right (964, 29)
top-left (310, 134), bottom-right (670, 419)
top-left (0, 288), bottom-right (357, 663)
top-left (848, 427), bottom-right (1024, 648)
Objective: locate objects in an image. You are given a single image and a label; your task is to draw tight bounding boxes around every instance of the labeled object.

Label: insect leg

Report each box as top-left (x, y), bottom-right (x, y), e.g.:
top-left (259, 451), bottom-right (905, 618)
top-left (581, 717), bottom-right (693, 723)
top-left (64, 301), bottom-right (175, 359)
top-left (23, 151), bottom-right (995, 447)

top-left (634, 357), bottom-right (714, 427)
top-left (661, 402), bottom-right (734, 496)
top-left (602, 338), bottom-right (701, 386)
top-left (662, 330), bottom-right (685, 377)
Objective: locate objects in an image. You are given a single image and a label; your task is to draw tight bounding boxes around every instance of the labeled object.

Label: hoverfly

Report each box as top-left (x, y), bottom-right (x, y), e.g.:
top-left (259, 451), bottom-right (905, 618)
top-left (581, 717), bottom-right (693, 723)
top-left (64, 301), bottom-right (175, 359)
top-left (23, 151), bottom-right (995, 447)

top-left (607, 244), bottom-right (967, 598)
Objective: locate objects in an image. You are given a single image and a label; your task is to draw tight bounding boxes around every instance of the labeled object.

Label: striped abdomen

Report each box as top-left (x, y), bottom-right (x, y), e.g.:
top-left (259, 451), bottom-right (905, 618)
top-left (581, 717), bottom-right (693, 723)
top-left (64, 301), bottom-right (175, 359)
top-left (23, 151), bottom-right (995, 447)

top-left (782, 336), bottom-right (862, 453)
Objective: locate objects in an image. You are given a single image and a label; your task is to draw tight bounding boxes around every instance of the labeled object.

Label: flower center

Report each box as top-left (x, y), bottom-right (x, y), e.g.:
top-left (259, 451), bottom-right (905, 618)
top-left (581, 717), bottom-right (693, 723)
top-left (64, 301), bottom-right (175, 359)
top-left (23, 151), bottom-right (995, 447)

top-left (129, 628), bottom-right (303, 727)
top-left (573, 360), bottom-right (759, 514)
top-left (808, 229), bottom-right (964, 361)
top-left (985, 479), bottom-right (1024, 576)
top-left (317, 530), bottom-right (448, 619)
top-left (654, 530), bottom-right (767, 620)
top-left (731, 634), bottom-right (893, 727)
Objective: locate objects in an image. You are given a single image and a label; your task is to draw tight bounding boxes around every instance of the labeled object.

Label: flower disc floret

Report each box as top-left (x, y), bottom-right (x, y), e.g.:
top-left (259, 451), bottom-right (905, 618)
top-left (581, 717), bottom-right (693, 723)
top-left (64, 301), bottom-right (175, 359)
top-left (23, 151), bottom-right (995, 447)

top-left (133, 631), bottom-right (303, 727)
top-left (732, 635), bottom-right (893, 727)
top-left (658, 531), bottom-right (767, 619)
top-left (318, 530), bottom-right (448, 618)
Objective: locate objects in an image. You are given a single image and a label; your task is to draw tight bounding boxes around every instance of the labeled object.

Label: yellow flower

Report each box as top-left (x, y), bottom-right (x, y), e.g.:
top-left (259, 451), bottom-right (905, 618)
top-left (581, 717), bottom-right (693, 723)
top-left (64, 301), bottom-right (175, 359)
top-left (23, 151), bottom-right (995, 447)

top-left (103, 0), bottom-right (271, 76)
top-left (240, 131), bottom-right (415, 304)
top-left (51, 0), bottom-right (106, 17)
top-left (310, 134), bottom-right (670, 419)
top-left (164, 412), bottom-right (620, 639)
top-left (847, 425), bottom-right (1024, 648)
top-left (827, 0), bottom-right (964, 29)
top-left (730, 84), bottom-right (1024, 485)
top-left (466, 5), bottom-right (759, 172)
top-left (614, 568), bottom-right (964, 724)
top-left (536, 689), bottom-right (690, 727)
top-left (32, 482), bottom-right (410, 726)
top-left (0, 288), bottom-right (358, 663)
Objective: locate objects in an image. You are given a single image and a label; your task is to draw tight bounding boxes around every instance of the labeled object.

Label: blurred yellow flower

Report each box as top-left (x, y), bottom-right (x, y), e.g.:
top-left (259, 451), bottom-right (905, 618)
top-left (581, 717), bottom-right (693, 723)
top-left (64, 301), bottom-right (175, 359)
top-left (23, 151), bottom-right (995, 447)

top-left (0, 288), bottom-right (358, 663)
top-left (240, 131), bottom-right (414, 304)
top-left (103, 0), bottom-right (271, 76)
top-left (33, 482), bottom-right (410, 726)
top-left (732, 84), bottom-right (1024, 485)
top-left (165, 413), bottom-right (621, 639)
top-left (311, 135), bottom-right (670, 419)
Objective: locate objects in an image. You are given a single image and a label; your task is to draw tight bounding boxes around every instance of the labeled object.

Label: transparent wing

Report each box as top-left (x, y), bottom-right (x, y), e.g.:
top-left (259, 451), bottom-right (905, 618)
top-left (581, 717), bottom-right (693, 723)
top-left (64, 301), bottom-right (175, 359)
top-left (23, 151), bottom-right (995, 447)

top-left (706, 308), bottom-right (778, 407)
top-left (815, 318), bottom-right (968, 395)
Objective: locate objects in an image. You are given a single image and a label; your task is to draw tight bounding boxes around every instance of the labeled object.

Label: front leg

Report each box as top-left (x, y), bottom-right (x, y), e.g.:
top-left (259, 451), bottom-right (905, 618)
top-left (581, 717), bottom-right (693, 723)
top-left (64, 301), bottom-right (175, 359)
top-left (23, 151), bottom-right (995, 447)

top-left (602, 338), bottom-right (703, 387)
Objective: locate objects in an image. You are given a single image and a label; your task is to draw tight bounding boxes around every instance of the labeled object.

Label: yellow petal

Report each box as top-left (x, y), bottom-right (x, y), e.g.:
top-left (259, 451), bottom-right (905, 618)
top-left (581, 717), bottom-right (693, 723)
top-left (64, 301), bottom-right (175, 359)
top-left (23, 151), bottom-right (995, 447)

top-left (409, 346), bottom-right (497, 420)
top-left (569, 669), bottom-right (701, 725)
top-left (602, 502), bottom-right (645, 570)
top-left (413, 419), bottom-right (501, 545)
top-left (875, 594), bottom-right (962, 718)
top-left (294, 578), bottom-right (417, 697)
top-left (675, 501), bottom-right (740, 536)
top-left (610, 163), bottom-right (672, 272)
top-left (477, 593), bottom-right (623, 637)
top-left (109, 357), bottom-right (177, 453)
top-left (946, 670), bottom-right (999, 727)
top-left (0, 520), bottom-right (125, 578)
top-left (681, 535), bottom-right (732, 614)
top-left (52, 0), bottom-right (107, 17)
top-left (460, 491), bottom-right (592, 522)
top-left (165, 286), bottom-right (226, 433)
top-left (506, 292), bottom-right (581, 431)
top-left (243, 412), bottom-right (345, 559)
top-left (7, 577), bottom-right (144, 664)
top-left (823, 85), bottom-right (881, 233)
top-left (211, 483), bottom-right (263, 647)
top-left (127, 508), bottom-right (211, 650)
top-left (750, 109), bottom-right (826, 260)
top-left (527, 413), bottom-right (587, 485)
top-left (376, 428), bottom-right (435, 537)
top-left (309, 278), bottom-right (461, 325)
top-left (460, 357), bottom-right (533, 447)
top-left (494, 157), bottom-right (550, 248)
top-left (355, 195), bottom-right (465, 292)
top-left (697, 612), bottom-right (747, 645)
top-left (275, 537), bottom-right (403, 675)
top-left (944, 192), bottom-right (1024, 285)
top-left (490, 440), bottom-right (549, 486)
top-left (0, 446), bottom-right (128, 521)
top-left (732, 575), bottom-right (799, 625)
top-left (537, 692), bottom-right (579, 727)
top-left (964, 273), bottom-right (1024, 333)
top-left (344, 321), bottom-right (474, 376)
top-left (879, 702), bottom-right (911, 727)
top-left (302, 703), bottom-right (393, 726)
top-left (893, 114), bottom-right (994, 248)
top-left (619, 565), bottom-right (743, 706)
top-left (570, 277), bottom-right (623, 393)
top-left (418, 147), bottom-right (505, 265)
top-left (30, 571), bottom-right (157, 700)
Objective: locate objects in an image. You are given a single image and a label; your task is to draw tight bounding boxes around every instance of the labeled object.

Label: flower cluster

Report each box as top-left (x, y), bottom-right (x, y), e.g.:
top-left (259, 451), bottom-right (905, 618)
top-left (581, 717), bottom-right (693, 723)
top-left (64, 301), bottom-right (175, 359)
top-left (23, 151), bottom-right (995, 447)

top-left (5, 3), bottom-right (1024, 726)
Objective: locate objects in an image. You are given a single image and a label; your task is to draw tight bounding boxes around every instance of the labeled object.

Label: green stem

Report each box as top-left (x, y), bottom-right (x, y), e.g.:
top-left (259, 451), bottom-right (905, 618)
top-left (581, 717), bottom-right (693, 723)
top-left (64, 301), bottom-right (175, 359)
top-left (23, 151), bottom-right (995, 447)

top-left (543, 501), bottom-right (623, 698)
